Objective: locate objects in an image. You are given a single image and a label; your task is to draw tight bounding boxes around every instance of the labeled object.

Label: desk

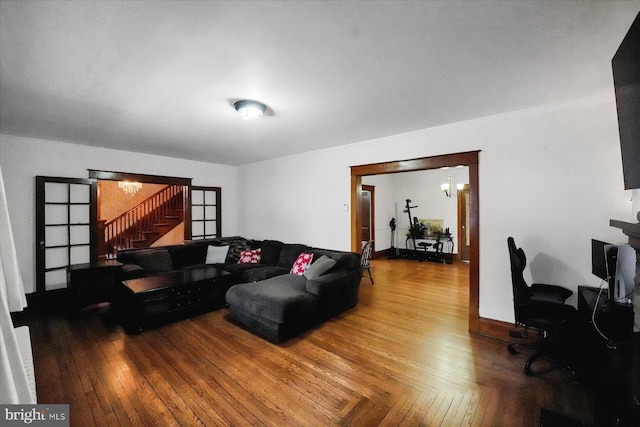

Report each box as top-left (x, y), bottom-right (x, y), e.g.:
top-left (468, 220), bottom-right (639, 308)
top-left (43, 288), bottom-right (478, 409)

top-left (578, 286), bottom-right (638, 426)
top-left (578, 286), bottom-right (634, 341)
top-left (405, 233), bottom-right (454, 263)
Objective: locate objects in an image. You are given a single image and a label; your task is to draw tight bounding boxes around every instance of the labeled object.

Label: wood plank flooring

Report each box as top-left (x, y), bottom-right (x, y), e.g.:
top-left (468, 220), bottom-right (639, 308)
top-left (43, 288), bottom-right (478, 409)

top-left (20, 259), bottom-right (595, 426)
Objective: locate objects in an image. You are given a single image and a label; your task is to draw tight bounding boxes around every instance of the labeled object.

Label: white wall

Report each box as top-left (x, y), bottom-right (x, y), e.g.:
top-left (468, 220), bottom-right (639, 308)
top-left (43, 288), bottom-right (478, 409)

top-left (363, 168), bottom-right (469, 252)
top-left (238, 94), bottom-right (635, 323)
top-left (1, 94), bottom-right (635, 323)
top-left (0, 134), bottom-right (239, 294)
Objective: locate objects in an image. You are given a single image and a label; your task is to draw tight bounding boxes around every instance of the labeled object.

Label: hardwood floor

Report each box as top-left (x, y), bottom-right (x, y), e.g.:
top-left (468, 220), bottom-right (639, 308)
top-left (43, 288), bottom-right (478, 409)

top-left (21, 259), bottom-right (595, 426)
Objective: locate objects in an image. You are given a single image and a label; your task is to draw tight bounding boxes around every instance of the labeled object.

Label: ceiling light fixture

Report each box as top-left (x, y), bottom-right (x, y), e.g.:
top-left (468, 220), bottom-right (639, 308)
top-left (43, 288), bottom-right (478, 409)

top-left (118, 181), bottom-right (142, 197)
top-left (234, 100), bottom-right (267, 120)
top-left (441, 175), bottom-right (465, 198)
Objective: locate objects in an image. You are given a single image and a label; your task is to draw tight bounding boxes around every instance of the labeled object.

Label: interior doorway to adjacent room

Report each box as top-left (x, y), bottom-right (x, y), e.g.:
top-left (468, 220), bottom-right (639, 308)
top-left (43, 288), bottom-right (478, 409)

top-left (90, 171), bottom-right (191, 259)
top-left (350, 151), bottom-right (479, 333)
top-left (97, 180), bottom-right (185, 252)
top-left (360, 185), bottom-right (375, 255)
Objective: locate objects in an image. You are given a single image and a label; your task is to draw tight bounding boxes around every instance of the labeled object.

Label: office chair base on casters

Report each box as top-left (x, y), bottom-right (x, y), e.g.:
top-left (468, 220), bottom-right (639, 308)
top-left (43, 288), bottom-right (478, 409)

top-left (524, 352), bottom-right (542, 376)
top-left (507, 342), bottom-right (538, 374)
top-left (524, 354), bottom-right (578, 379)
top-left (507, 342), bottom-right (578, 379)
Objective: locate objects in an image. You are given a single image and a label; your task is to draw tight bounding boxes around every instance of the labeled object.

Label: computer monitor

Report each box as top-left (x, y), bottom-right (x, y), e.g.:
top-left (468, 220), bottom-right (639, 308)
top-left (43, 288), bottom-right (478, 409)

top-left (591, 239), bottom-right (616, 281)
top-left (592, 239), bottom-right (636, 305)
top-left (613, 244), bottom-right (636, 305)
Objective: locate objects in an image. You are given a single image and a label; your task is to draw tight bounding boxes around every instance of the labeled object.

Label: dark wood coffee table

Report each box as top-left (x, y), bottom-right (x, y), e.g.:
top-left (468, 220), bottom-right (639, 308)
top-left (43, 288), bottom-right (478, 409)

top-left (119, 265), bottom-right (231, 333)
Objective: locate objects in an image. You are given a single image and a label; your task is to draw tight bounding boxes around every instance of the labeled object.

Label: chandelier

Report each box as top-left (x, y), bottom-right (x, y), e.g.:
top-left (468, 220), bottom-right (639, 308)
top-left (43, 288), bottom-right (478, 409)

top-left (118, 181), bottom-right (142, 197)
top-left (441, 175), bottom-right (464, 198)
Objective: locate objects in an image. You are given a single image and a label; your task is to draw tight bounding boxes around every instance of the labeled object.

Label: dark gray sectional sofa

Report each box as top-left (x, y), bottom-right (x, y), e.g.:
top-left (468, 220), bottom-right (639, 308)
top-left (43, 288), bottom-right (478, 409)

top-left (116, 236), bottom-right (362, 342)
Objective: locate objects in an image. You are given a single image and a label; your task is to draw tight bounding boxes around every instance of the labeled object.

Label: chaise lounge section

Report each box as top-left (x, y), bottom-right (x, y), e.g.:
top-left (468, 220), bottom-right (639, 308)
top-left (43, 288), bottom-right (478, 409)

top-left (225, 248), bottom-right (362, 343)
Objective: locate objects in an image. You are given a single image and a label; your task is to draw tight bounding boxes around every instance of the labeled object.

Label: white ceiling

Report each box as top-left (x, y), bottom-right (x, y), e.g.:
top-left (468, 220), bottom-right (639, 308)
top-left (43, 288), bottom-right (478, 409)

top-left (1, 1), bottom-right (639, 166)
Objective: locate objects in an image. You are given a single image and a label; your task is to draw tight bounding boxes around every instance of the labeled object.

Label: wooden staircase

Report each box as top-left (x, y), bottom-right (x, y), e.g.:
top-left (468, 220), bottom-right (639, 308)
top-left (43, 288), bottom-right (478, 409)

top-left (102, 185), bottom-right (184, 258)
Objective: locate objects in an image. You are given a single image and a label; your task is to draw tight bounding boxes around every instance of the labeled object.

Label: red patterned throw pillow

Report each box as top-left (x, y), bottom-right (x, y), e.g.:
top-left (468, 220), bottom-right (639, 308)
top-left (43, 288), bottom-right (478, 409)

top-left (290, 252), bottom-right (314, 275)
top-left (238, 248), bottom-right (261, 264)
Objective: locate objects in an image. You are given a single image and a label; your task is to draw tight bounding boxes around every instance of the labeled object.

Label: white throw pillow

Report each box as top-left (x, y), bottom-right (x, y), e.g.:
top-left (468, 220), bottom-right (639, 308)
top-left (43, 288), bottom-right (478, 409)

top-left (205, 245), bottom-right (229, 264)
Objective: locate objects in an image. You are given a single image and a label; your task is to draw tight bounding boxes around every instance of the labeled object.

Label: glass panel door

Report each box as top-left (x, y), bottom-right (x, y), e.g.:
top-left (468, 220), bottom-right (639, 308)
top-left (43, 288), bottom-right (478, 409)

top-left (36, 177), bottom-right (96, 293)
top-left (191, 186), bottom-right (221, 240)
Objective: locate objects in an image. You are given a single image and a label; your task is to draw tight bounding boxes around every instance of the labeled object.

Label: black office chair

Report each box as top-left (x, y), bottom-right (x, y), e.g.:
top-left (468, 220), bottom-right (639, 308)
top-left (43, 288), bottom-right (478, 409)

top-left (507, 236), bottom-right (578, 376)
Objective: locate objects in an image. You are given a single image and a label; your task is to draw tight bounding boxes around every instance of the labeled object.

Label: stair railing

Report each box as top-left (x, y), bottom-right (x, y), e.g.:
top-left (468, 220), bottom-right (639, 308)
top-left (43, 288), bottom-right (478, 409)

top-left (104, 185), bottom-right (184, 257)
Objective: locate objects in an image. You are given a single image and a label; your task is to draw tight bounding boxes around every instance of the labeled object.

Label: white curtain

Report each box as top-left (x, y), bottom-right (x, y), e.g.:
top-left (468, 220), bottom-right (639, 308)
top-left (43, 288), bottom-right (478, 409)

top-left (0, 165), bottom-right (34, 403)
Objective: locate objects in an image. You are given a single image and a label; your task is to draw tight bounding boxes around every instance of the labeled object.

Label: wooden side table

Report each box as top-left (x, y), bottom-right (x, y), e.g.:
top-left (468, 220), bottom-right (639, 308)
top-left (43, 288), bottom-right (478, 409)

top-left (67, 260), bottom-right (122, 311)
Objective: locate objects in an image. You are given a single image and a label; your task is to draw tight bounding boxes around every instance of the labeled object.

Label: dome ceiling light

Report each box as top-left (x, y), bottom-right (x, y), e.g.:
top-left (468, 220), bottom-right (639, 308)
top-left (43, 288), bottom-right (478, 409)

top-left (234, 100), bottom-right (267, 120)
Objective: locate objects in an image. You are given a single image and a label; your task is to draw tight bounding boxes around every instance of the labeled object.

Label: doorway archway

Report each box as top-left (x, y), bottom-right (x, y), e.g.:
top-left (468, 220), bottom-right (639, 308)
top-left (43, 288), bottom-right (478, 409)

top-left (350, 151), bottom-right (480, 333)
top-left (88, 170), bottom-right (192, 257)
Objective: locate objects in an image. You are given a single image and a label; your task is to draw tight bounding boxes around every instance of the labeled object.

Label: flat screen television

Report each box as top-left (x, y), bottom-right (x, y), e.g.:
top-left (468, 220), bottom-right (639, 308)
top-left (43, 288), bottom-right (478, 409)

top-left (612, 12), bottom-right (640, 190)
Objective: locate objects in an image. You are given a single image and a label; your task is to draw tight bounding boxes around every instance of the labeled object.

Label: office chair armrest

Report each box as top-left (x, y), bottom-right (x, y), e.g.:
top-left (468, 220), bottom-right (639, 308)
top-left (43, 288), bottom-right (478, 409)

top-left (530, 283), bottom-right (573, 303)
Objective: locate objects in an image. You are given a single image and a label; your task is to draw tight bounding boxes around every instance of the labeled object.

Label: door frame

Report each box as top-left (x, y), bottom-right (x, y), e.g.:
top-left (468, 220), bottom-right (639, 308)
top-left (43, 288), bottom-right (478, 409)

top-left (88, 170), bottom-right (193, 240)
top-left (350, 150), bottom-right (480, 333)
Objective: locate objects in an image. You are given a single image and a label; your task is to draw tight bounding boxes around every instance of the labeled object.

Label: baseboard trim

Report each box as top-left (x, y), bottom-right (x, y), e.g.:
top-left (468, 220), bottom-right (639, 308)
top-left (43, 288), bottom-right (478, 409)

top-left (478, 317), bottom-right (538, 345)
top-left (373, 248), bottom-right (392, 259)
top-left (24, 290), bottom-right (71, 315)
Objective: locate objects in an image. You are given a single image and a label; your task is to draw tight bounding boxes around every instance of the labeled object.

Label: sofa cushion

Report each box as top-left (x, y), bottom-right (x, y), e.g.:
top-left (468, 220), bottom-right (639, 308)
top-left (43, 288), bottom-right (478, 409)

top-left (259, 240), bottom-right (285, 266)
top-left (116, 250), bottom-right (138, 265)
top-left (205, 245), bottom-right (229, 264)
top-left (226, 275), bottom-right (316, 323)
top-left (128, 249), bottom-right (173, 273)
top-left (168, 244), bottom-right (208, 268)
top-left (242, 266), bottom-right (289, 283)
top-left (223, 263), bottom-right (266, 279)
top-left (290, 253), bottom-right (314, 275)
top-left (278, 244), bottom-right (311, 268)
top-left (120, 263), bottom-right (147, 279)
top-left (304, 255), bottom-right (337, 280)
